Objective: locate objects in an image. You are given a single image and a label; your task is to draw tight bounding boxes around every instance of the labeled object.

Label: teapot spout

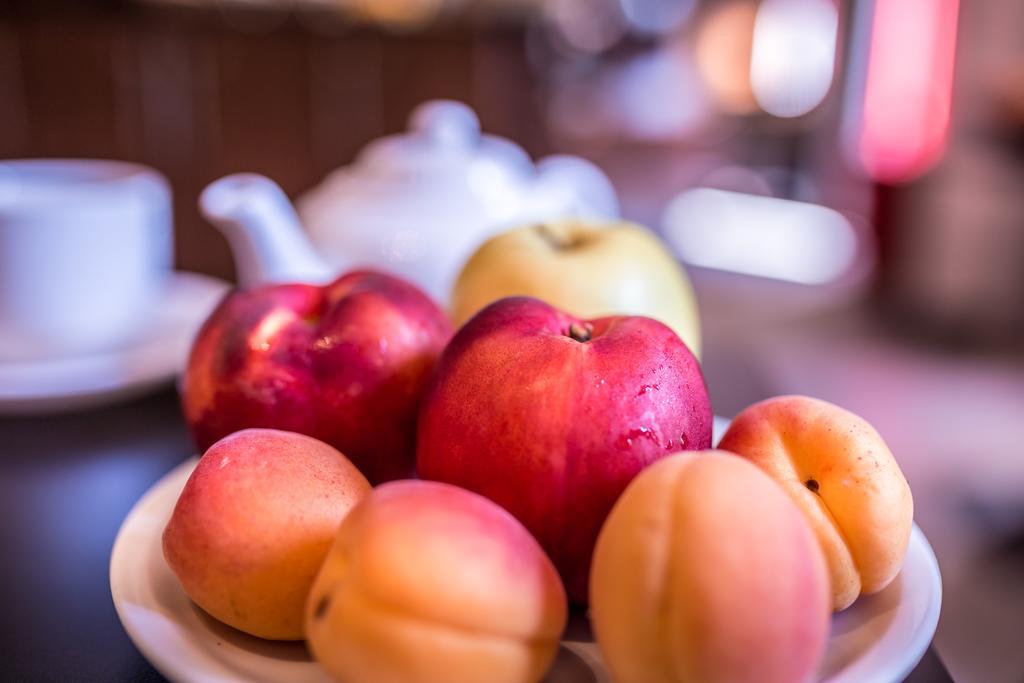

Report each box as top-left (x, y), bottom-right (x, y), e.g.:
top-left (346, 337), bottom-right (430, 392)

top-left (200, 174), bottom-right (334, 287)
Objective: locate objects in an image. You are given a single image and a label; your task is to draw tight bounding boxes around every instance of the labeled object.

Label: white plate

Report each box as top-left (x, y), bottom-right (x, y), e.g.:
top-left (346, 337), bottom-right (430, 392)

top-left (111, 457), bottom-right (942, 683)
top-left (0, 272), bottom-right (228, 415)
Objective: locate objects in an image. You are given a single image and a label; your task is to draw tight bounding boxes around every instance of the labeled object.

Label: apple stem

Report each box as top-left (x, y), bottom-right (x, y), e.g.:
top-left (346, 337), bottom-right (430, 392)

top-left (534, 223), bottom-right (573, 250)
top-left (568, 322), bottom-right (593, 343)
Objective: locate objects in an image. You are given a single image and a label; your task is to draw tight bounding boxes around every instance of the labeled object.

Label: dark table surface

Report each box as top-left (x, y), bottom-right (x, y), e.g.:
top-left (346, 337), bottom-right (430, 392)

top-left (0, 388), bottom-right (954, 682)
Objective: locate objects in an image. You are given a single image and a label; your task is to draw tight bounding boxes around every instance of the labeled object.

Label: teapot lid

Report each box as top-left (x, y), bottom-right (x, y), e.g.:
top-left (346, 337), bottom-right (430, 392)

top-left (354, 100), bottom-right (533, 178)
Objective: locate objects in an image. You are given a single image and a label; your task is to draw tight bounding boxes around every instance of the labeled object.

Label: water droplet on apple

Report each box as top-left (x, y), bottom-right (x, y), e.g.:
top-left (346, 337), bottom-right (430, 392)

top-left (616, 427), bottom-right (660, 450)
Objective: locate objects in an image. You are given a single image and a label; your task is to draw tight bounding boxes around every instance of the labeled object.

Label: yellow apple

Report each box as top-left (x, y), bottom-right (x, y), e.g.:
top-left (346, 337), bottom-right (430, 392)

top-left (450, 220), bottom-right (701, 357)
top-left (719, 395), bottom-right (914, 610)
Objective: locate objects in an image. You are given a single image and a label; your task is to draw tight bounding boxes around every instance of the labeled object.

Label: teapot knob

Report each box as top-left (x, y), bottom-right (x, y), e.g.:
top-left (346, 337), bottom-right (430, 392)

top-left (533, 155), bottom-right (621, 219)
top-left (409, 100), bottom-right (480, 148)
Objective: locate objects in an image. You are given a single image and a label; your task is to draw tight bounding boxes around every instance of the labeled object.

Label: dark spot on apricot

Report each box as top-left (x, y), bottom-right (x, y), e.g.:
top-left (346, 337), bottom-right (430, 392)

top-left (313, 595), bottom-right (331, 620)
top-left (806, 478), bottom-right (820, 493)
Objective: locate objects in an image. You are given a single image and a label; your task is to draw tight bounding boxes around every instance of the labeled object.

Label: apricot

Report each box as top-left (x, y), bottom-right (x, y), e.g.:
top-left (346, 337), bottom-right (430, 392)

top-left (719, 395), bottom-right (914, 610)
top-left (590, 451), bottom-right (830, 683)
top-left (162, 428), bottom-right (370, 640)
top-left (305, 480), bottom-right (567, 683)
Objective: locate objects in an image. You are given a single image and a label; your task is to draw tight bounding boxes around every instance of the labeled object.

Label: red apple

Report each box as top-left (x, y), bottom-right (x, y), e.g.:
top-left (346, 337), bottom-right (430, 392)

top-left (182, 270), bottom-right (451, 484)
top-left (417, 296), bottom-right (712, 603)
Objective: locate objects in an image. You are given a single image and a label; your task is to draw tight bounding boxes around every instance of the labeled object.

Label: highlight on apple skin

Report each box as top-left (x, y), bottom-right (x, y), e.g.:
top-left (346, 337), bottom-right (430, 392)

top-left (417, 296), bottom-right (712, 604)
top-left (719, 395), bottom-right (914, 610)
top-left (451, 220), bottom-right (702, 357)
top-left (590, 450), bottom-right (831, 683)
top-left (181, 269), bottom-right (452, 484)
top-left (305, 479), bottom-right (568, 683)
top-left (162, 428), bottom-right (371, 640)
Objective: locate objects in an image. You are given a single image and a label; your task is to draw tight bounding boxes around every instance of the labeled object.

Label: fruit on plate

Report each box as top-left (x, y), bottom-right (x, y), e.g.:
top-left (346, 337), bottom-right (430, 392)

top-left (305, 480), bottom-right (567, 683)
top-left (181, 270), bottom-right (451, 484)
top-left (718, 395), bottom-right (914, 610)
top-left (417, 296), bottom-right (712, 603)
top-left (450, 220), bottom-right (702, 357)
top-left (590, 451), bottom-right (830, 683)
top-left (162, 428), bottom-right (371, 640)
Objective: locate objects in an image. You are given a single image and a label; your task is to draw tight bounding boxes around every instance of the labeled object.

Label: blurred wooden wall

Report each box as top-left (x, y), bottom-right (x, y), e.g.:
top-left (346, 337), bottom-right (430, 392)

top-left (0, 5), bottom-right (545, 281)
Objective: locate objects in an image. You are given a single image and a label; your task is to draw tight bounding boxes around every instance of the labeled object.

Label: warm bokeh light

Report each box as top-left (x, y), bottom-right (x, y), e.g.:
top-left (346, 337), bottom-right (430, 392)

top-left (695, 0), bottom-right (760, 115)
top-left (347, 0), bottom-right (446, 28)
top-left (750, 0), bottom-right (838, 118)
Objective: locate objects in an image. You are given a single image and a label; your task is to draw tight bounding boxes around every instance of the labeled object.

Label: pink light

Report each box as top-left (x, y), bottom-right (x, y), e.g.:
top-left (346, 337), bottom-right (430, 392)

top-left (858, 0), bottom-right (959, 183)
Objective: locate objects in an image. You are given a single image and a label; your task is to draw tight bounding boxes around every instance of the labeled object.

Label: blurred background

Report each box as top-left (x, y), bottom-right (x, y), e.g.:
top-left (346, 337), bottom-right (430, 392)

top-left (1, 0), bottom-right (1023, 680)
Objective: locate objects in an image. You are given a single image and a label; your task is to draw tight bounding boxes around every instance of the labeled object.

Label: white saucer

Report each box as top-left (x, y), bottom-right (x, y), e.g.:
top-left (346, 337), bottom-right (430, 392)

top-left (111, 456), bottom-right (942, 683)
top-left (0, 272), bottom-right (229, 415)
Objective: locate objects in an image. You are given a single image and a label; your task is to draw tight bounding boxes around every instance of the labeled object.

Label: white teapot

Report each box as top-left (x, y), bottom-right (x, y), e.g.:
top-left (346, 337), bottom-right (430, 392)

top-left (199, 100), bottom-right (619, 302)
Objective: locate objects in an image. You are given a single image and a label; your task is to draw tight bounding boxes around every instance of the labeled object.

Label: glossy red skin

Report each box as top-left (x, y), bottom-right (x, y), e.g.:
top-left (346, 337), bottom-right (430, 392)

top-left (182, 270), bottom-right (452, 484)
top-left (417, 296), bottom-right (712, 603)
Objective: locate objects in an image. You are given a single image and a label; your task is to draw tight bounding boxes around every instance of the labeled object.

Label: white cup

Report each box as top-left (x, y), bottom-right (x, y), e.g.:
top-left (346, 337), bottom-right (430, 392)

top-left (0, 160), bottom-right (173, 362)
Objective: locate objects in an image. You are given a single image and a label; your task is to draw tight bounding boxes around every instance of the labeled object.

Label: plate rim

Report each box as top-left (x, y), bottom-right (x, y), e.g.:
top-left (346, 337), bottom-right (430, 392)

top-left (889, 524), bottom-right (943, 683)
